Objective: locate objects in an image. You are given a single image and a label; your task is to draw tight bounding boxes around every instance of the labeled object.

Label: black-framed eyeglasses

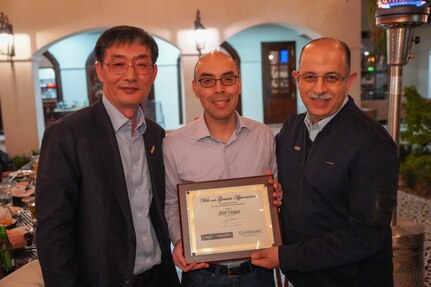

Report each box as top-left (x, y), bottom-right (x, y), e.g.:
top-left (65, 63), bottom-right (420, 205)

top-left (197, 75), bottom-right (240, 88)
top-left (297, 72), bottom-right (347, 84)
top-left (101, 61), bottom-right (154, 75)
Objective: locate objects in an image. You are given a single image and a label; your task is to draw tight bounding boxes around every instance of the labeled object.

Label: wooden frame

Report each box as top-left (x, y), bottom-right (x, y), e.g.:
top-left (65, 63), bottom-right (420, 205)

top-left (178, 175), bottom-right (281, 263)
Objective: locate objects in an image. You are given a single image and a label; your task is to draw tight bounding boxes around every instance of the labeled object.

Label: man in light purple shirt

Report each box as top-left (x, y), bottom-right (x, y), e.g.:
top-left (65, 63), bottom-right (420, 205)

top-left (164, 51), bottom-right (280, 287)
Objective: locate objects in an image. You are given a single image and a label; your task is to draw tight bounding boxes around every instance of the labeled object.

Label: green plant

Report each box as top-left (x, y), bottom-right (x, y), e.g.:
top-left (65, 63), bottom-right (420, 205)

top-left (400, 86), bottom-right (431, 196)
top-left (11, 155), bottom-right (31, 171)
top-left (401, 87), bottom-right (431, 148)
top-left (400, 154), bottom-right (431, 195)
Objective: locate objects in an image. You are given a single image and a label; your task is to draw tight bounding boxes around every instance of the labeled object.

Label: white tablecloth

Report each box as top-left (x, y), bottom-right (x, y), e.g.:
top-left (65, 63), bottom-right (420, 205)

top-left (0, 259), bottom-right (44, 287)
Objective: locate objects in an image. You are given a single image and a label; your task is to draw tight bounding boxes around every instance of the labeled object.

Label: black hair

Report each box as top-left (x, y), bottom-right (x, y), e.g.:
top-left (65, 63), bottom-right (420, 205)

top-left (94, 25), bottom-right (159, 64)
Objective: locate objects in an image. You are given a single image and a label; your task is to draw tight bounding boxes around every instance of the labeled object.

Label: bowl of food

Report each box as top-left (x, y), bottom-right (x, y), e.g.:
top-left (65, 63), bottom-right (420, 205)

top-left (0, 206), bottom-right (17, 228)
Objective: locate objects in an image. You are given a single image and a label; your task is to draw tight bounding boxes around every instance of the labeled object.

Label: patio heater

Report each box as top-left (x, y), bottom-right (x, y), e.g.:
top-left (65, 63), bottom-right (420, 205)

top-left (375, 0), bottom-right (430, 286)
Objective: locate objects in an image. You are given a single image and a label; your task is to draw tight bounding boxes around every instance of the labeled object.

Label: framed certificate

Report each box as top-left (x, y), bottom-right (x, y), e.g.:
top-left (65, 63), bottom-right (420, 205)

top-left (178, 175), bottom-right (281, 263)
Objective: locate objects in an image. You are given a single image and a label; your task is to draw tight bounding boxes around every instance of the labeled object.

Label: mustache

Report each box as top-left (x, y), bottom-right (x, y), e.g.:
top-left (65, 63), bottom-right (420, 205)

top-left (309, 94), bottom-right (332, 101)
top-left (119, 85), bottom-right (139, 89)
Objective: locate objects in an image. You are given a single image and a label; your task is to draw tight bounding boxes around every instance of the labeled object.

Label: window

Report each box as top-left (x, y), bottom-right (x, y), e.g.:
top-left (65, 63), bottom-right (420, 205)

top-left (39, 68), bottom-right (57, 100)
top-left (361, 33), bottom-right (389, 101)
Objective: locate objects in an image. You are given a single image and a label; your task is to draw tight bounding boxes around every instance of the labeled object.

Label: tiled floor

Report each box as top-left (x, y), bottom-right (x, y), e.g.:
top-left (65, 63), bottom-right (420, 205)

top-left (397, 191), bottom-right (431, 286)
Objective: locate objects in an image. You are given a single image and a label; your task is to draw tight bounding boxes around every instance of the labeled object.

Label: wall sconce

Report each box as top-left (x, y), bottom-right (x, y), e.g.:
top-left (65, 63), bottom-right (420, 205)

top-left (194, 10), bottom-right (206, 57)
top-left (0, 12), bottom-right (14, 62)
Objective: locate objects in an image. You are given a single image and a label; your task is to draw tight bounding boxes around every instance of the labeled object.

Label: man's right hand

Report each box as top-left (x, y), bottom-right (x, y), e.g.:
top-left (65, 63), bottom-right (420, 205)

top-left (6, 227), bottom-right (30, 249)
top-left (173, 239), bottom-right (209, 272)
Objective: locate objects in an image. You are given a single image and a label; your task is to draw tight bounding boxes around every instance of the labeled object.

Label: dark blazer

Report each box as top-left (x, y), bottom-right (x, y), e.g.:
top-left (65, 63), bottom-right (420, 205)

top-left (36, 98), bottom-right (180, 287)
top-left (276, 96), bottom-right (399, 287)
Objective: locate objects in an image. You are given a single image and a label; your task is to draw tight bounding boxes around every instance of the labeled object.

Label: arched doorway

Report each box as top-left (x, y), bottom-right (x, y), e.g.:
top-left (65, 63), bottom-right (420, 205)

top-left (39, 51), bottom-right (63, 127)
top-left (225, 23), bottom-right (311, 123)
top-left (34, 30), bottom-right (183, 130)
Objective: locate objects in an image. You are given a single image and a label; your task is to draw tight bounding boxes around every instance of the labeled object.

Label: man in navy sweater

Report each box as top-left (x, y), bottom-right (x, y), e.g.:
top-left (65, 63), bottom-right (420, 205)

top-left (251, 37), bottom-right (399, 287)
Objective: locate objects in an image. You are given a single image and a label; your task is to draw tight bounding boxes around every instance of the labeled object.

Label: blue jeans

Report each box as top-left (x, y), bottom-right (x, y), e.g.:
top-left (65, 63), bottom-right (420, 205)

top-left (181, 263), bottom-right (275, 287)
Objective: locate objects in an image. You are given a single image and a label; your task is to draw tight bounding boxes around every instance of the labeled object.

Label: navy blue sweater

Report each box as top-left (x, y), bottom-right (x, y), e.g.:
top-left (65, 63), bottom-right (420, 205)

top-left (276, 96), bottom-right (399, 287)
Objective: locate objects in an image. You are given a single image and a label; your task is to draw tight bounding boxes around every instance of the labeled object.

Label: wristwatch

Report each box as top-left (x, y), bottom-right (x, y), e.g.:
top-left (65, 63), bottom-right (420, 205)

top-left (24, 232), bottom-right (33, 246)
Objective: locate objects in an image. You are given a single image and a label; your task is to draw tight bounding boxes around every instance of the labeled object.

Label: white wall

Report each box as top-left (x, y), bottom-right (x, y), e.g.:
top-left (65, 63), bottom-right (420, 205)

top-left (429, 51), bottom-right (431, 99)
top-left (403, 24), bottom-right (431, 99)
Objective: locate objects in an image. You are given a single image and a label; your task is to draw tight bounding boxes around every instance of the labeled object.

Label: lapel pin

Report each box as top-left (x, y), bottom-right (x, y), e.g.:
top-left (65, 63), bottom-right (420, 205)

top-left (294, 146), bottom-right (302, 151)
top-left (150, 145), bottom-right (155, 155)
top-left (325, 161), bottom-right (335, 165)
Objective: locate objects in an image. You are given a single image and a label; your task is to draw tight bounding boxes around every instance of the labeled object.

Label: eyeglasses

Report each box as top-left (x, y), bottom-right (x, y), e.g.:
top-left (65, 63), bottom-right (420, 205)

top-left (197, 75), bottom-right (240, 88)
top-left (297, 72), bottom-right (347, 84)
top-left (101, 61), bottom-right (154, 75)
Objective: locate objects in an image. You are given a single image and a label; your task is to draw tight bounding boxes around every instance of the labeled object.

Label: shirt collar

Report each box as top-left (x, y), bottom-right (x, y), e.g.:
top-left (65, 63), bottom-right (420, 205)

top-left (195, 111), bottom-right (247, 142)
top-left (304, 96), bottom-right (348, 139)
top-left (102, 95), bottom-right (146, 135)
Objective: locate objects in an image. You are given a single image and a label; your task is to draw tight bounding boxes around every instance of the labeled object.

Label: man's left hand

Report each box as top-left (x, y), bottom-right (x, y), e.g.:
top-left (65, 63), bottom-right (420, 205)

top-left (250, 246), bottom-right (280, 269)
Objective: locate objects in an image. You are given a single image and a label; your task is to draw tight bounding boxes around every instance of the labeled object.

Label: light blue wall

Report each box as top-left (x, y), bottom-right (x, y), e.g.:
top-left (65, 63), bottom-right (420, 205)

top-left (59, 70), bottom-right (88, 106)
top-left (47, 32), bottom-right (181, 130)
top-left (49, 33), bottom-right (100, 107)
top-left (153, 39), bottom-right (181, 130)
top-left (227, 24), bottom-right (311, 122)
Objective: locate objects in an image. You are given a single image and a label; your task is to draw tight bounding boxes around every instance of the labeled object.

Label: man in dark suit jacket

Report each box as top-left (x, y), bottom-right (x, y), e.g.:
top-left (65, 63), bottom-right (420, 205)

top-left (36, 26), bottom-right (180, 287)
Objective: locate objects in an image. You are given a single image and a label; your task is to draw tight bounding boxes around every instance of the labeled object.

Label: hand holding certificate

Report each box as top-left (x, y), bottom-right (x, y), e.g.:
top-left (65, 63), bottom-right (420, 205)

top-left (178, 175), bottom-right (282, 264)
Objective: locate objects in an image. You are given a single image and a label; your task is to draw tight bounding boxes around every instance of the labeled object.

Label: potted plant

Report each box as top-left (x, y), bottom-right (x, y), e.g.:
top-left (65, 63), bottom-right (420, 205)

top-left (11, 155), bottom-right (31, 171)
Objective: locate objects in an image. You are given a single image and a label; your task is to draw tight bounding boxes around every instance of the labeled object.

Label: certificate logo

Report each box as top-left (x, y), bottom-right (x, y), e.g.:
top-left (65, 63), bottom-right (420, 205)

top-left (201, 232), bottom-right (233, 241)
top-left (238, 229), bottom-right (261, 237)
